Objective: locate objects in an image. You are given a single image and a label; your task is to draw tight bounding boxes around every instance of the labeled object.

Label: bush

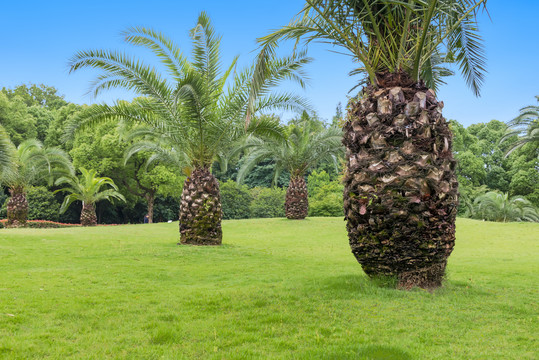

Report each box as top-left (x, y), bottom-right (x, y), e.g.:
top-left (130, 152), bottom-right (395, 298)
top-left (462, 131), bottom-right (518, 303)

top-left (27, 186), bottom-right (61, 221)
top-left (309, 192), bottom-right (344, 217)
top-left (307, 171), bottom-right (344, 217)
top-left (1, 186), bottom-right (61, 221)
top-left (0, 219), bottom-right (80, 228)
top-left (220, 180), bottom-right (253, 220)
top-left (250, 187), bottom-right (285, 218)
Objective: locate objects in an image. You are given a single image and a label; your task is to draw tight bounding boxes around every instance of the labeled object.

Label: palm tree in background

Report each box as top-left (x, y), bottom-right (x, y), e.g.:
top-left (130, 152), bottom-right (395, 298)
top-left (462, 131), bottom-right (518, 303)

top-left (502, 96), bottom-right (539, 158)
top-left (0, 125), bottom-right (15, 184)
top-left (262, 0), bottom-right (487, 288)
top-left (238, 120), bottom-right (342, 219)
top-left (56, 168), bottom-right (125, 226)
top-left (473, 192), bottom-right (539, 223)
top-left (2, 139), bottom-right (73, 227)
top-left (68, 12), bottom-right (310, 245)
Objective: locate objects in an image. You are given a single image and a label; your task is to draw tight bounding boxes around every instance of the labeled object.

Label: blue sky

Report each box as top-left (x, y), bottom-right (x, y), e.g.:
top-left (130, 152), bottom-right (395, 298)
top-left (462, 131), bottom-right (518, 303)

top-left (1, 0), bottom-right (538, 127)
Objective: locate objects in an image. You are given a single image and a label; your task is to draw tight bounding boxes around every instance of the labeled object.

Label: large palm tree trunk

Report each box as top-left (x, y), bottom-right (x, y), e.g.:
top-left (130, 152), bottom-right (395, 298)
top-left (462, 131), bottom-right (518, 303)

top-left (7, 186), bottom-right (28, 227)
top-left (179, 167), bottom-right (222, 245)
top-left (342, 81), bottom-right (458, 289)
top-left (81, 203), bottom-right (97, 226)
top-left (285, 176), bottom-right (308, 219)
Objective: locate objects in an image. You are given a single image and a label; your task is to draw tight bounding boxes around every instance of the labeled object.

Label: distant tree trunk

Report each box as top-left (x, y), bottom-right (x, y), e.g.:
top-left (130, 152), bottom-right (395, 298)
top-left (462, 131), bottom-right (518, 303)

top-left (343, 78), bottom-right (458, 290)
top-left (285, 176), bottom-right (308, 219)
top-left (179, 167), bottom-right (222, 245)
top-left (81, 202), bottom-right (97, 226)
top-left (7, 186), bottom-right (28, 227)
top-left (146, 193), bottom-right (155, 224)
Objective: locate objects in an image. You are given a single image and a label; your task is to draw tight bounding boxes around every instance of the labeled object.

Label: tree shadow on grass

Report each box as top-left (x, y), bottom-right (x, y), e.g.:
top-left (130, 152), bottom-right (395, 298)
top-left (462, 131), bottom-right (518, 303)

top-left (300, 344), bottom-right (413, 360)
top-left (314, 274), bottom-right (489, 300)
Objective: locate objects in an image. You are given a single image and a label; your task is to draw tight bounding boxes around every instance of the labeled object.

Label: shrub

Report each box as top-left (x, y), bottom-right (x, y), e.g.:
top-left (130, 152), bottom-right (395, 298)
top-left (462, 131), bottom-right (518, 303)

top-left (27, 186), bottom-right (61, 221)
top-left (309, 191), bottom-right (344, 217)
top-left (307, 171), bottom-right (344, 217)
top-left (250, 187), bottom-right (285, 218)
top-left (0, 219), bottom-right (80, 228)
top-left (220, 180), bottom-right (253, 220)
top-left (307, 170), bottom-right (331, 197)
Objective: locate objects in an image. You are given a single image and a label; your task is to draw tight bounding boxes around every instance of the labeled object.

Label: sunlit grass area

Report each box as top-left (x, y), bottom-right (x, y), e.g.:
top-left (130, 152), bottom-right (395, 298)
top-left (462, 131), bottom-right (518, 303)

top-left (0, 218), bottom-right (537, 359)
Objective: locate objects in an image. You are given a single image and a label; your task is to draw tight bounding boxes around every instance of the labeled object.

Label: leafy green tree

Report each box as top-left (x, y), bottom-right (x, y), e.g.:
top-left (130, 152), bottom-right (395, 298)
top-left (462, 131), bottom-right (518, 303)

top-left (238, 121), bottom-right (342, 219)
top-left (473, 192), bottom-right (539, 222)
top-left (0, 92), bottom-right (37, 145)
top-left (56, 168), bottom-right (125, 226)
top-left (1, 84), bottom-right (68, 110)
top-left (263, 0), bottom-right (487, 288)
top-left (45, 103), bottom-right (83, 149)
top-left (69, 13), bottom-right (310, 244)
top-left (503, 96), bottom-right (539, 158)
top-left (509, 168), bottom-right (539, 207)
top-left (121, 161), bottom-right (184, 223)
top-left (2, 139), bottom-right (72, 226)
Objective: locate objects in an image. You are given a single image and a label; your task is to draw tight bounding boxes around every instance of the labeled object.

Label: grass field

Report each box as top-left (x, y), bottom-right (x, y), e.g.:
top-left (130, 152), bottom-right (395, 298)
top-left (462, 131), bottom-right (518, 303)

top-left (0, 218), bottom-right (537, 359)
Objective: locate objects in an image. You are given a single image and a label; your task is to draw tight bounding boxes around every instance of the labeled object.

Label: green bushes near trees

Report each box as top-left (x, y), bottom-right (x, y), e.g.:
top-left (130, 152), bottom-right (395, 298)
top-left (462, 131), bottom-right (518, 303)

top-left (308, 171), bottom-right (343, 217)
top-left (249, 187), bottom-right (286, 219)
top-left (220, 180), bottom-right (252, 220)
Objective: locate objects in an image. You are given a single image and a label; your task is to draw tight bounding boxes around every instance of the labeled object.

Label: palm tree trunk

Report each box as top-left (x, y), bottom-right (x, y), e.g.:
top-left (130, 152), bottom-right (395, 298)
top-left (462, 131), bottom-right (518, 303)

top-left (342, 81), bottom-right (458, 289)
top-left (285, 176), bottom-right (308, 219)
top-left (179, 167), bottom-right (222, 245)
top-left (7, 186), bottom-right (28, 227)
top-left (81, 203), bottom-right (97, 226)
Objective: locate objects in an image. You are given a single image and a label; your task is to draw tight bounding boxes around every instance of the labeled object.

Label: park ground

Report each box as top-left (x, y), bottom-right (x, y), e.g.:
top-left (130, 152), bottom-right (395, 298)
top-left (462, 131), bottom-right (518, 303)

top-left (0, 218), bottom-right (537, 359)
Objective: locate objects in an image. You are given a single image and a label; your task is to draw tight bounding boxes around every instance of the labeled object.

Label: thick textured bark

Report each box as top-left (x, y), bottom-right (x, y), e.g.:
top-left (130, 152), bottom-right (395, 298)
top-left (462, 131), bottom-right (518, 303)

top-left (81, 203), bottom-right (97, 226)
top-left (343, 81), bottom-right (458, 289)
top-left (7, 187), bottom-right (28, 227)
top-left (285, 176), bottom-right (308, 219)
top-left (179, 167), bottom-right (222, 245)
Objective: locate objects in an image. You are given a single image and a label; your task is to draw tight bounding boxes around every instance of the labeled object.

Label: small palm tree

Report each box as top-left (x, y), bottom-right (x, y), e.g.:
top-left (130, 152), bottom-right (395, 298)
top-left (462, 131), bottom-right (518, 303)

top-left (238, 120), bottom-right (342, 219)
top-left (262, 0), bottom-right (487, 288)
top-left (473, 192), bottom-right (539, 223)
top-left (68, 12), bottom-right (309, 245)
top-left (2, 139), bottom-right (73, 227)
top-left (55, 168), bottom-right (125, 226)
top-left (502, 96), bottom-right (539, 158)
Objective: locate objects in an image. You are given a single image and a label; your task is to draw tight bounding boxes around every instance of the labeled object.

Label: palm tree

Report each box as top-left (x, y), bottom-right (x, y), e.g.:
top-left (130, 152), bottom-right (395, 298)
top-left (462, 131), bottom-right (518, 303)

top-left (502, 96), bottom-right (539, 158)
top-left (473, 192), bottom-right (539, 223)
top-left (68, 13), bottom-right (310, 245)
top-left (238, 120), bottom-right (342, 219)
top-left (55, 168), bottom-right (125, 226)
top-left (262, 0), bottom-right (487, 288)
top-left (2, 139), bottom-right (73, 227)
top-left (0, 125), bottom-right (16, 184)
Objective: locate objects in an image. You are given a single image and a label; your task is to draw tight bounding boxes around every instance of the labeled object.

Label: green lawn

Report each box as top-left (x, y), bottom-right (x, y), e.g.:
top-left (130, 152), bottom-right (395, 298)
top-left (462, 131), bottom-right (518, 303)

top-left (0, 218), bottom-right (537, 359)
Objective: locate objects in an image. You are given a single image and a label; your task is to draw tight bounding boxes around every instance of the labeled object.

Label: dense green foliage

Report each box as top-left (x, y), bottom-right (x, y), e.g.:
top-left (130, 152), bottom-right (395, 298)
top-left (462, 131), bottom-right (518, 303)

top-left (0, 218), bottom-right (536, 359)
top-left (55, 168), bottom-right (125, 214)
top-left (451, 119), bottom-right (539, 215)
top-left (220, 180), bottom-right (253, 220)
top-left (249, 187), bottom-right (286, 218)
top-left (26, 186), bottom-right (61, 222)
top-left (307, 171), bottom-right (344, 217)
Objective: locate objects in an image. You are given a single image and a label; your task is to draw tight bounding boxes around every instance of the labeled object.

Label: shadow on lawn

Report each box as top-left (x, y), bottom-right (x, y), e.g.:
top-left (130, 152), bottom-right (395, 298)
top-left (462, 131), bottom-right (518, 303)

top-left (315, 274), bottom-right (488, 299)
top-left (300, 344), bottom-right (413, 359)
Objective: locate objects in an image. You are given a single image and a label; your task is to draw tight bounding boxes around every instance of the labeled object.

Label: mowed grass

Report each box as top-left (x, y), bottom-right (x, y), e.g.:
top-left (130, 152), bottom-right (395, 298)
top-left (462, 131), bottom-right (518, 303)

top-left (0, 218), bottom-right (537, 359)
